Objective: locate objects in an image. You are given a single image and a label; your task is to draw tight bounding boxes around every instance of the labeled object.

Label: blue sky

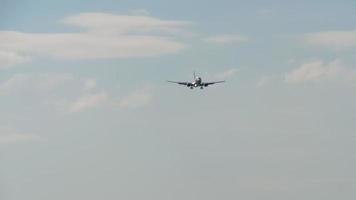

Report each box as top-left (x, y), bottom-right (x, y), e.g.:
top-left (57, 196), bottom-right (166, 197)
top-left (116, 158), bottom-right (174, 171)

top-left (1, 0), bottom-right (356, 200)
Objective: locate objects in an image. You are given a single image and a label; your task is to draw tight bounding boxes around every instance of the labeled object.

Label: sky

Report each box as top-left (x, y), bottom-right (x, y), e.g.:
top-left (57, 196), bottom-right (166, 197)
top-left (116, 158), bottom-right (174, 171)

top-left (1, 0), bottom-right (356, 199)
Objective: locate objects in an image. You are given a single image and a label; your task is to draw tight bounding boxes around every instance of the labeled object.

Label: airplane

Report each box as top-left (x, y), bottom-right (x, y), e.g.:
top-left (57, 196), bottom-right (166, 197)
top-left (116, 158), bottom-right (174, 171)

top-left (167, 72), bottom-right (225, 89)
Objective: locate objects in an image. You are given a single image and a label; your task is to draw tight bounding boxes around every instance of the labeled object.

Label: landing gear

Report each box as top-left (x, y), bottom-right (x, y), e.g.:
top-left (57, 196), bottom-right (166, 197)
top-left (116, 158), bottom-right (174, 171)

top-left (200, 86), bottom-right (204, 89)
top-left (190, 86), bottom-right (194, 89)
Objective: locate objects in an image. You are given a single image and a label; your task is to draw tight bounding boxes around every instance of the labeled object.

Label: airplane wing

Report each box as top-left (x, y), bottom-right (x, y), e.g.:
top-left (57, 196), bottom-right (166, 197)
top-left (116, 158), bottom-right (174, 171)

top-left (203, 81), bottom-right (225, 86)
top-left (167, 81), bottom-right (193, 86)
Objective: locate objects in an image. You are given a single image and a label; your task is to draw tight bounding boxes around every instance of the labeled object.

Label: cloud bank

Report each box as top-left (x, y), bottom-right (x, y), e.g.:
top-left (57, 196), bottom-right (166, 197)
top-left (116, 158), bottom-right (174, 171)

top-left (0, 127), bottom-right (39, 144)
top-left (204, 34), bottom-right (249, 45)
top-left (0, 12), bottom-right (191, 68)
top-left (285, 60), bottom-right (356, 85)
top-left (65, 92), bottom-right (109, 113)
top-left (0, 73), bottom-right (155, 113)
top-left (214, 68), bottom-right (239, 80)
top-left (117, 86), bottom-right (154, 109)
top-left (304, 30), bottom-right (356, 50)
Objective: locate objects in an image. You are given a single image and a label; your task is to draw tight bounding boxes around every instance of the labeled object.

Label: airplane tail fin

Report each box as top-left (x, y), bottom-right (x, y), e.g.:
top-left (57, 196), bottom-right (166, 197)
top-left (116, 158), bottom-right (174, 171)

top-left (193, 71), bottom-right (196, 79)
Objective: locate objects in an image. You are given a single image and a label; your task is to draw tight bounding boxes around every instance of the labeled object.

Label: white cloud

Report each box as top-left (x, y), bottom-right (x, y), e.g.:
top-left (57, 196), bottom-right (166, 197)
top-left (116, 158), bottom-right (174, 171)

top-left (61, 12), bottom-right (190, 34)
top-left (59, 85), bottom-right (155, 112)
top-left (285, 60), bottom-right (356, 84)
top-left (84, 79), bottom-right (97, 91)
top-left (0, 73), bottom-right (108, 113)
top-left (204, 34), bottom-right (249, 45)
top-left (0, 12), bottom-right (191, 68)
top-left (59, 86), bottom-right (154, 113)
top-left (129, 9), bottom-right (151, 16)
top-left (304, 30), bottom-right (356, 50)
top-left (256, 76), bottom-right (270, 88)
top-left (0, 73), bottom-right (73, 95)
top-left (0, 32), bottom-right (185, 60)
top-left (118, 86), bottom-right (154, 109)
top-left (0, 127), bottom-right (40, 144)
top-left (214, 68), bottom-right (239, 80)
top-left (65, 92), bottom-right (109, 113)
top-left (0, 134), bottom-right (39, 144)
top-left (0, 50), bottom-right (31, 69)
top-left (0, 72), bottom-right (155, 112)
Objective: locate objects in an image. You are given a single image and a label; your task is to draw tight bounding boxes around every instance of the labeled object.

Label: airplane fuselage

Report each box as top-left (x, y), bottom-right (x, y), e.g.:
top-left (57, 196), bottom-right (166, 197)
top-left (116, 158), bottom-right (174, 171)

top-left (188, 77), bottom-right (205, 89)
top-left (192, 77), bottom-right (202, 86)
